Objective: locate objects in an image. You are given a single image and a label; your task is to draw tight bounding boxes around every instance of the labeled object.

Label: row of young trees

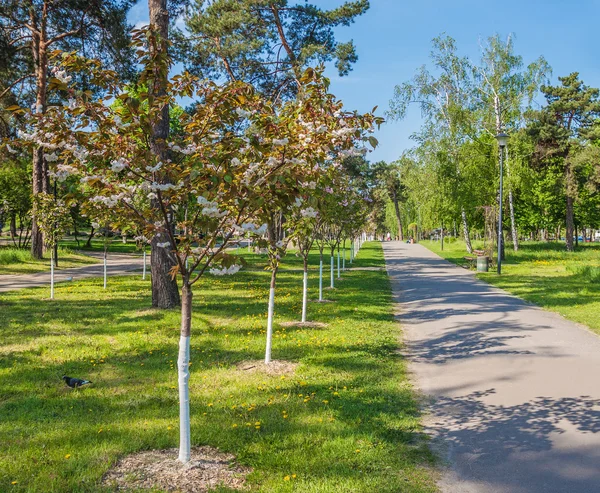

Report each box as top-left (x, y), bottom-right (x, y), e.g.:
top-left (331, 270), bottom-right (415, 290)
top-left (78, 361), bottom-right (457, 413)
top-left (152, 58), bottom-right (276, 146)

top-left (379, 34), bottom-right (600, 253)
top-left (1, 2), bottom-right (381, 463)
top-left (0, 0), bottom-right (371, 308)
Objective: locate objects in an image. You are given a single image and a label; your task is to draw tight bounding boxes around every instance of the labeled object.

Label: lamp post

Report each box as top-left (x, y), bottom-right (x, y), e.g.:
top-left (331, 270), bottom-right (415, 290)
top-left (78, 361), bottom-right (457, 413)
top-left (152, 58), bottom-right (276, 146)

top-left (496, 132), bottom-right (509, 274)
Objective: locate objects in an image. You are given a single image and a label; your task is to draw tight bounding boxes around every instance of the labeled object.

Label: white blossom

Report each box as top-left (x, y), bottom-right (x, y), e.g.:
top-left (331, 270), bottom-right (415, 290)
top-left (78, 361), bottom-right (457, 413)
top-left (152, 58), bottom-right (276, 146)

top-left (272, 138), bottom-right (289, 146)
top-left (110, 158), bottom-right (128, 172)
top-left (301, 207), bottom-right (318, 218)
top-left (231, 157), bottom-right (241, 167)
top-left (157, 242), bottom-right (171, 249)
top-left (209, 264), bottom-right (241, 276)
top-left (146, 162), bottom-right (163, 173)
top-left (44, 152), bottom-right (59, 162)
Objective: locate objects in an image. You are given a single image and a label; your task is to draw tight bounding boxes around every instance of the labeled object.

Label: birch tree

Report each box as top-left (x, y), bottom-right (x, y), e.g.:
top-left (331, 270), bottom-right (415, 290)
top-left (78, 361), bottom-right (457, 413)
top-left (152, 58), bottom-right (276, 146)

top-left (474, 34), bottom-right (550, 251)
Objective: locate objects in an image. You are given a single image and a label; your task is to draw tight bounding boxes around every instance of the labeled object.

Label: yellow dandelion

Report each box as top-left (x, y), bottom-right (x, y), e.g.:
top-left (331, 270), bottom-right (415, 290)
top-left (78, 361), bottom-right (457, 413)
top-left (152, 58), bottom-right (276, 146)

top-left (65, 454), bottom-right (71, 459)
top-left (284, 475), bottom-right (291, 481)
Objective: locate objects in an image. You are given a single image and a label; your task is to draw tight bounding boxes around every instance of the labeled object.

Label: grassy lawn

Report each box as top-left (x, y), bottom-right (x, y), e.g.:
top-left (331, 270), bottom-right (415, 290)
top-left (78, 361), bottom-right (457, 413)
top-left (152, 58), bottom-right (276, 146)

top-left (0, 242), bottom-right (437, 493)
top-left (58, 237), bottom-right (140, 254)
top-left (421, 239), bottom-right (600, 335)
top-left (0, 246), bottom-right (98, 275)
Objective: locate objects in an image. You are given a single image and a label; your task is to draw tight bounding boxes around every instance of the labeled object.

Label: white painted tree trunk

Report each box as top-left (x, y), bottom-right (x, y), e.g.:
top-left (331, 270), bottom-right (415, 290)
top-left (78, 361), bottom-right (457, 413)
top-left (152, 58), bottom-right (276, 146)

top-left (178, 284), bottom-right (192, 463)
top-left (301, 262), bottom-right (308, 323)
top-left (264, 269), bottom-right (277, 364)
top-left (50, 248), bottom-right (55, 299)
top-left (103, 253), bottom-right (107, 289)
top-left (337, 251), bottom-right (340, 279)
top-left (142, 249), bottom-right (147, 280)
top-left (330, 255), bottom-right (334, 289)
top-left (319, 257), bottom-right (323, 301)
top-left (343, 247), bottom-right (346, 271)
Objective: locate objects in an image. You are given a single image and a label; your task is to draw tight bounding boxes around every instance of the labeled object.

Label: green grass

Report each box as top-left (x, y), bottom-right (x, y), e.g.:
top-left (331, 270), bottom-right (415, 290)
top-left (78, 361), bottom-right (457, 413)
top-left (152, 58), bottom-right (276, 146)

top-left (0, 246), bottom-right (98, 275)
top-left (0, 242), bottom-right (437, 493)
top-left (421, 239), bottom-right (600, 334)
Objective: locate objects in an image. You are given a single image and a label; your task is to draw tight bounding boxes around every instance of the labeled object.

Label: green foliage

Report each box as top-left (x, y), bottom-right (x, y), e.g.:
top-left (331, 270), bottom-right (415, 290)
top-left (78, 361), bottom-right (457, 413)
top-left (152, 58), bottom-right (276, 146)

top-left (179, 0), bottom-right (369, 98)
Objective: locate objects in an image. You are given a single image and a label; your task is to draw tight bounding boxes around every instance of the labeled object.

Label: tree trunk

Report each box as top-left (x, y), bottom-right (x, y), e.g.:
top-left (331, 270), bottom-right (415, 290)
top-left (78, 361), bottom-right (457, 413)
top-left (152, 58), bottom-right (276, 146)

top-left (151, 234), bottom-right (180, 308)
top-left (86, 226), bottom-right (95, 248)
top-left (301, 257), bottom-right (308, 323)
top-left (178, 283), bottom-right (192, 463)
top-left (330, 251), bottom-right (334, 289)
top-left (148, 0), bottom-right (180, 308)
top-left (264, 266), bottom-right (278, 363)
top-left (9, 214), bottom-right (16, 244)
top-left (461, 208), bottom-right (473, 254)
top-left (566, 195), bottom-right (575, 252)
top-left (441, 222), bottom-right (444, 251)
top-left (392, 190), bottom-right (404, 241)
top-left (508, 190), bottom-right (519, 251)
top-left (31, 36), bottom-right (49, 260)
top-left (319, 252), bottom-right (323, 301)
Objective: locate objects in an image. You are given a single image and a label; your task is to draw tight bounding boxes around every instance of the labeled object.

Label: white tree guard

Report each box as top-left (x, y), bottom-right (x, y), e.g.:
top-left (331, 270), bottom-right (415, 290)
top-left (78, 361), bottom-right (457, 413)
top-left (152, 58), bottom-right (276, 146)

top-left (301, 270), bottom-right (308, 323)
top-left (265, 286), bottom-right (275, 363)
top-left (177, 335), bottom-right (191, 463)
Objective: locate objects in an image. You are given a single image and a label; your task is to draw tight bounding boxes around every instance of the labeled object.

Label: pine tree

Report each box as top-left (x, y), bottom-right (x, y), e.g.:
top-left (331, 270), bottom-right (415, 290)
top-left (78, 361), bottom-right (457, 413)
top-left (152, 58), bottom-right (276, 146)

top-left (0, 0), bottom-right (133, 258)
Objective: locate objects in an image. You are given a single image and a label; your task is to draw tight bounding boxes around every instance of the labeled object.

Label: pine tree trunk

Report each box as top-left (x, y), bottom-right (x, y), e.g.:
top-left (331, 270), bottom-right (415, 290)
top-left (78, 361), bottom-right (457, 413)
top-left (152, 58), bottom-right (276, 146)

top-left (508, 190), bottom-right (519, 251)
top-left (178, 283), bottom-right (192, 463)
top-left (461, 208), bottom-right (473, 254)
top-left (148, 0), bottom-right (180, 308)
top-left (31, 36), bottom-right (49, 260)
top-left (264, 267), bottom-right (277, 363)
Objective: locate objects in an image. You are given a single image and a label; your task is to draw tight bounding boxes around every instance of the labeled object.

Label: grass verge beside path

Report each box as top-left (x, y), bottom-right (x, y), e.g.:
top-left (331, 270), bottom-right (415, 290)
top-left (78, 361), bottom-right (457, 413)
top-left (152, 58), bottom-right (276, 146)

top-left (0, 242), bottom-right (436, 493)
top-left (421, 239), bottom-right (600, 335)
top-left (0, 246), bottom-right (98, 275)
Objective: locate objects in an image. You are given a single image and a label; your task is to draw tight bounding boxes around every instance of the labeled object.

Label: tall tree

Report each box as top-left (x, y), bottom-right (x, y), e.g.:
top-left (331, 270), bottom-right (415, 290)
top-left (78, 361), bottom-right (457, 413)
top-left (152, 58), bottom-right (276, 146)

top-left (389, 35), bottom-right (476, 253)
top-left (179, 0), bottom-right (368, 98)
top-left (373, 160), bottom-right (406, 240)
top-left (146, 0), bottom-right (181, 308)
top-left (527, 73), bottom-right (600, 252)
top-left (0, 0), bottom-right (133, 258)
top-left (474, 34), bottom-right (550, 251)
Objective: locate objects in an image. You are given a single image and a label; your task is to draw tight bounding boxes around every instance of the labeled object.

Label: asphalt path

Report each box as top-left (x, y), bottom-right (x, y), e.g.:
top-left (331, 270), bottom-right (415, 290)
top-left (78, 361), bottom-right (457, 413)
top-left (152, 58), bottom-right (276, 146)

top-left (384, 241), bottom-right (600, 493)
top-left (0, 251), bottom-right (146, 293)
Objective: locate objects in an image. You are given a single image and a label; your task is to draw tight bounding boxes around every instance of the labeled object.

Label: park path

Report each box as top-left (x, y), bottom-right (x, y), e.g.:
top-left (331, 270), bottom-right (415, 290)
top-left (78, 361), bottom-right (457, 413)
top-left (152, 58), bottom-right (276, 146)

top-left (384, 241), bottom-right (600, 493)
top-left (0, 251), bottom-right (146, 293)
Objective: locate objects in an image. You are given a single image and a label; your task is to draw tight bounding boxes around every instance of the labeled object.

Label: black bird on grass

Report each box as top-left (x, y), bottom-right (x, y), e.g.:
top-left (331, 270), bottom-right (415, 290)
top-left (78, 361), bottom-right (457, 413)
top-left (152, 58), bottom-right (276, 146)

top-left (62, 376), bottom-right (92, 388)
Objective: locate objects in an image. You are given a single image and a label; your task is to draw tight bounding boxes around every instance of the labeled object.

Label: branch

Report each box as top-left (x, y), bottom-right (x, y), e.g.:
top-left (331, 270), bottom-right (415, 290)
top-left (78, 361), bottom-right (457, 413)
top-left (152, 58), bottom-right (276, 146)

top-left (0, 73), bottom-right (35, 100)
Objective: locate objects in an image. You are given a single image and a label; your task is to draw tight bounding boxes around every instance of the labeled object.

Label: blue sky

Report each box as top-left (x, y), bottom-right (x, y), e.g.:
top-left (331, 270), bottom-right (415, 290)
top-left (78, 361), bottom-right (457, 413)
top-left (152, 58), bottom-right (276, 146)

top-left (128, 0), bottom-right (600, 163)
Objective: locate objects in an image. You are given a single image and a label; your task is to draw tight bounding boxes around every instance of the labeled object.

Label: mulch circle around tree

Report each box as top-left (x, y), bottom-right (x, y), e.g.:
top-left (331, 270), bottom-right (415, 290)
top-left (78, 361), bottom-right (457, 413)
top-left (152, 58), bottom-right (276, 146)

top-left (236, 359), bottom-right (298, 376)
top-left (279, 321), bottom-right (329, 329)
top-left (102, 447), bottom-right (251, 492)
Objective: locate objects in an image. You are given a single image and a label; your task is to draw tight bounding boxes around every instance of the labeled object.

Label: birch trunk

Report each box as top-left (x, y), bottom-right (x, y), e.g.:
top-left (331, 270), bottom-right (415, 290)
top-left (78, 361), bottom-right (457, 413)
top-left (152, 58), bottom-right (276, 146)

top-left (264, 267), bottom-right (278, 363)
top-left (461, 208), bottom-right (473, 254)
top-left (178, 284), bottom-right (192, 463)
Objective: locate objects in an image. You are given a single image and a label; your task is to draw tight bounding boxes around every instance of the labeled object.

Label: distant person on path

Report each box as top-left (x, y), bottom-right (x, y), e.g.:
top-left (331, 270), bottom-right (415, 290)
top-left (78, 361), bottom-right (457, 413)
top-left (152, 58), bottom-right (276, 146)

top-left (386, 232), bottom-right (391, 242)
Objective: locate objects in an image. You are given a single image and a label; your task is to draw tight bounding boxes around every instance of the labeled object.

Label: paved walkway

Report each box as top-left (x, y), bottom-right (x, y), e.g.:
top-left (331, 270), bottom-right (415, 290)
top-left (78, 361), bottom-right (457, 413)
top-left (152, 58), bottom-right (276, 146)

top-left (384, 242), bottom-right (600, 493)
top-left (0, 252), bottom-right (146, 292)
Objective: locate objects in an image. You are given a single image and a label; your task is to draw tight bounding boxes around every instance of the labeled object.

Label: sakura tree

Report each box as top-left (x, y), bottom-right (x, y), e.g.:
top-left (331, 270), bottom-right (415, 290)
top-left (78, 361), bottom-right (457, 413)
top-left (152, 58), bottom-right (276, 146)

top-left (9, 30), bottom-right (381, 463)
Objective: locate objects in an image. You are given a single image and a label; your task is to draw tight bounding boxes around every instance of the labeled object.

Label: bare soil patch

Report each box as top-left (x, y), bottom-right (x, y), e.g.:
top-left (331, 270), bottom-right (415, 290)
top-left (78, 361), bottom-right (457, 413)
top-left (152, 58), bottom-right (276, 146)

top-left (102, 447), bottom-right (251, 492)
top-left (279, 321), bottom-right (328, 329)
top-left (236, 359), bottom-right (298, 376)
